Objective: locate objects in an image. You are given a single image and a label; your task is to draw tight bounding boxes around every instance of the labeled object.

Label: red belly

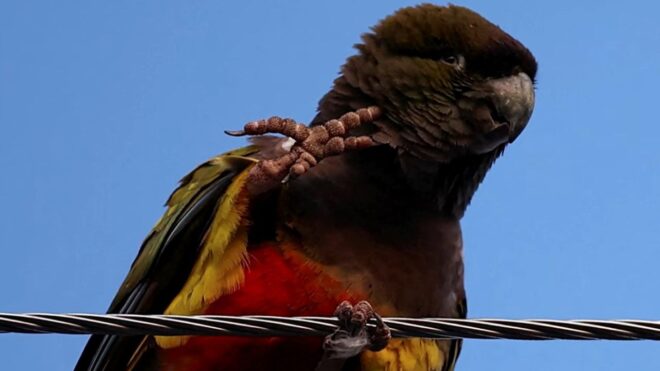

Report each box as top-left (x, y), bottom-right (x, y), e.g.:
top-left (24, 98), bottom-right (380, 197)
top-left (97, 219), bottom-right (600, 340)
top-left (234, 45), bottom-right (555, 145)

top-left (160, 242), bottom-right (356, 370)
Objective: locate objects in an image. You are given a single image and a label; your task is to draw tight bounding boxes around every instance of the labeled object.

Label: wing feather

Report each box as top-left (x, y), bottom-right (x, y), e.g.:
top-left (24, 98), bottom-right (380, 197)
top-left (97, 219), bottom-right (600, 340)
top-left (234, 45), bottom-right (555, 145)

top-left (75, 150), bottom-right (258, 371)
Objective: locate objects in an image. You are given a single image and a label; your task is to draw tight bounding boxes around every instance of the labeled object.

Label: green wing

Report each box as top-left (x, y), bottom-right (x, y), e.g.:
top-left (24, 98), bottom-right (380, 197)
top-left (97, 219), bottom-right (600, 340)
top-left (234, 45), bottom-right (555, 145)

top-left (75, 146), bottom-right (258, 371)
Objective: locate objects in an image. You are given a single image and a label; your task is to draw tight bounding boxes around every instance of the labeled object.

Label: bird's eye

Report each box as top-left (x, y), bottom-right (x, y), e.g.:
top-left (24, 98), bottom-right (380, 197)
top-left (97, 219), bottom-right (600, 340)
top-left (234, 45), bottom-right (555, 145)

top-left (440, 54), bottom-right (464, 68)
top-left (443, 56), bottom-right (457, 64)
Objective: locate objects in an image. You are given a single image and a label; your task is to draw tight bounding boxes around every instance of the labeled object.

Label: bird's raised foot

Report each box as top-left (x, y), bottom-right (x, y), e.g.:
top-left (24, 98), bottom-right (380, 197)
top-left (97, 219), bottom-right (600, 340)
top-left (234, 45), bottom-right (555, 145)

top-left (226, 107), bottom-right (382, 191)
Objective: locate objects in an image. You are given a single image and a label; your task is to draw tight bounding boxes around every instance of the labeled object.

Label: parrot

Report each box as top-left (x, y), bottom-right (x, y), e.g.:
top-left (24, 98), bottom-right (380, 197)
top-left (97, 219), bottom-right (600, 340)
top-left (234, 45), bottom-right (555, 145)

top-left (75, 4), bottom-right (537, 371)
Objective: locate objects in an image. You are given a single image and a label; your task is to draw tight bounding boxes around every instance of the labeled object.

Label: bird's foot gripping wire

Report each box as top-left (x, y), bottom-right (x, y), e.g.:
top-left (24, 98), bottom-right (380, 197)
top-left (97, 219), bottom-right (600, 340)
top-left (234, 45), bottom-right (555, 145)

top-left (315, 301), bottom-right (391, 371)
top-left (226, 106), bottom-right (382, 187)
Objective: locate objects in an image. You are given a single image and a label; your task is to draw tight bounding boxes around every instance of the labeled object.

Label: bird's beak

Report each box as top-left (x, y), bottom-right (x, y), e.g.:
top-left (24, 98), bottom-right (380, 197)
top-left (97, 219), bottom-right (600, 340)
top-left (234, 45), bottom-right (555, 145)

top-left (461, 72), bottom-right (535, 155)
top-left (486, 72), bottom-right (535, 143)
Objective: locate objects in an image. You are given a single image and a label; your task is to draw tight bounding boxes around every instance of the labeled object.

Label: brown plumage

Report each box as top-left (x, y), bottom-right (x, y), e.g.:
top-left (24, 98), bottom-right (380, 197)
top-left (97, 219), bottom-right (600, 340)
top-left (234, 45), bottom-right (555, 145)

top-left (76, 4), bottom-right (536, 371)
top-left (315, 4), bottom-right (536, 216)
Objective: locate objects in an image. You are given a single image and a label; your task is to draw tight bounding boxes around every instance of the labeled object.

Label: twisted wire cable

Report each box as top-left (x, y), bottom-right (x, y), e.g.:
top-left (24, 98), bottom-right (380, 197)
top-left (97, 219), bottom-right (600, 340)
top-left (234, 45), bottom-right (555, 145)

top-left (2, 313), bottom-right (660, 340)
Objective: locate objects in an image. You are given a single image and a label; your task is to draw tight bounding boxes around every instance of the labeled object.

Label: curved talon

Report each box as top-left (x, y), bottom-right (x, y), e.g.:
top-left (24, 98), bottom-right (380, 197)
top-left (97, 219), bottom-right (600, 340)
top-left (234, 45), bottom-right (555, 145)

top-left (224, 129), bottom-right (246, 137)
top-left (367, 313), bottom-right (391, 352)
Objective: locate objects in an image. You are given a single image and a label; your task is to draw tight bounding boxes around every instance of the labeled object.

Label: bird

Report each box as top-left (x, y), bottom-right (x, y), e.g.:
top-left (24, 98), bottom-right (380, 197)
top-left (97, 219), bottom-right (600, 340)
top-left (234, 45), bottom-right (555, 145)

top-left (75, 4), bottom-right (537, 371)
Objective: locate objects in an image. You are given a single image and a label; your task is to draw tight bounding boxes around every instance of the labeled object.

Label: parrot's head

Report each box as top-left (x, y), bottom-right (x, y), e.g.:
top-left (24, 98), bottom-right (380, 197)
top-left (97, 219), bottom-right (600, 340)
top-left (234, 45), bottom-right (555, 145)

top-left (321, 4), bottom-right (537, 163)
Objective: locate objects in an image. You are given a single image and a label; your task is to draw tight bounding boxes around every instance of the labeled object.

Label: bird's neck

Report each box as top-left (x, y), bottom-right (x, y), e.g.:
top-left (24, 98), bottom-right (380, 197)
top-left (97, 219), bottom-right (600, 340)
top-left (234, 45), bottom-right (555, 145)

top-left (311, 75), bottom-right (367, 125)
top-left (312, 78), bottom-right (502, 219)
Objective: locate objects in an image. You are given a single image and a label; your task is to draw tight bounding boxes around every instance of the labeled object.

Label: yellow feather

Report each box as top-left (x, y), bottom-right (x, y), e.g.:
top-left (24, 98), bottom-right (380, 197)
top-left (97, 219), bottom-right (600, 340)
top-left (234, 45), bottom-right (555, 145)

top-left (156, 165), bottom-right (252, 349)
top-left (361, 339), bottom-right (447, 371)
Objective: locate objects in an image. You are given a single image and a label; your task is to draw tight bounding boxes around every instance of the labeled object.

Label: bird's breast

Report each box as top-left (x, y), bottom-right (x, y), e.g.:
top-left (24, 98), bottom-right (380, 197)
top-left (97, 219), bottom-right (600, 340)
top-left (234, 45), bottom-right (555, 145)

top-left (158, 241), bottom-right (357, 371)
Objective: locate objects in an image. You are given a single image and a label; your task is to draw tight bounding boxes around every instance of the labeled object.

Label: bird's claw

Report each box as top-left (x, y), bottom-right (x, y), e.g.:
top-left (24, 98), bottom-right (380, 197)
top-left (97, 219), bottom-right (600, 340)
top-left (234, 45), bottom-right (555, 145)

top-left (322, 300), bottom-right (391, 360)
top-left (227, 107), bottom-right (382, 187)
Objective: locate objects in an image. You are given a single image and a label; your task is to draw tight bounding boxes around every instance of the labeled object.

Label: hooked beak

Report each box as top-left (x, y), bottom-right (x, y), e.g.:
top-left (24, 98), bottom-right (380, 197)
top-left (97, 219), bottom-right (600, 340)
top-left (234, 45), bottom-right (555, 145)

top-left (465, 72), bottom-right (535, 154)
top-left (487, 72), bottom-right (535, 143)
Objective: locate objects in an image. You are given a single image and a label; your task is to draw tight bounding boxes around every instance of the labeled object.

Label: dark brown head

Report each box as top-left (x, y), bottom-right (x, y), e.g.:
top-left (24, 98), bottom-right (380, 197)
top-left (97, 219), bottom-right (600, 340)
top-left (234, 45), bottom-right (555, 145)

top-left (319, 4), bottom-right (537, 163)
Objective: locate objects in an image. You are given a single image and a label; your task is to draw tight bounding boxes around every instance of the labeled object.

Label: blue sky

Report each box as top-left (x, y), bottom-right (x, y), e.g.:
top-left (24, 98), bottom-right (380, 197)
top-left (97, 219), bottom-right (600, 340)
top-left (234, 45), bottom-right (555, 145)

top-left (1, 1), bottom-right (659, 370)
